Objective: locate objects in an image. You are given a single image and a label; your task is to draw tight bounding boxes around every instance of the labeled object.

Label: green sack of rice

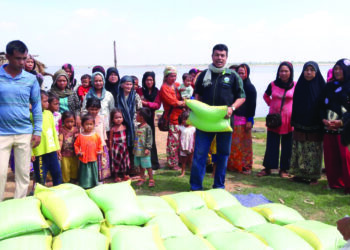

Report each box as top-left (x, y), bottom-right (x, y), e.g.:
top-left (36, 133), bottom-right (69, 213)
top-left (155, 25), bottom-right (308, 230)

top-left (206, 231), bottom-right (270, 250)
top-left (48, 220), bottom-right (100, 236)
top-left (216, 205), bottom-right (267, 229)
top-left (163, 235), bottom-right (215, 250)
top-left (34, 183), bottom-right (104, 231)
top-left (180, 208), bottom-right (236, 237)
top-left (86, 181), bottom-right (150, 226)
top-left (0, 196), bottom-right (49, 240)
top-left (52, 229), bottom-right (108, 250)
top-left (0, 230), bottom-right (52, 250)
top-left (100, 222), bottom-right (141, 243)
top-left (162, 191), bottom-right (206, 214)
top-left (285, 220), bottom-right (346, 250)
top-left (247, 223), bottom-right (313, 250)
top-left (137, 195), bottom-right (175, 217)
top-left (252, 203), bottom-right (304, 225)
top-left (110, 226), bottom-right (165, 250)
top-left (146, 213), bottom-right (192, 239)
top-left (198, 189), bottom-right (241, 210)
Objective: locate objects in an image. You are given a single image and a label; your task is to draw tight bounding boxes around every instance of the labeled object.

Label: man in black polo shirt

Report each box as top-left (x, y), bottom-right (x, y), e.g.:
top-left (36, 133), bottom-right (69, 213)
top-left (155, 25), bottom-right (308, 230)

top-left (190, 44), bottom-right (246, 190)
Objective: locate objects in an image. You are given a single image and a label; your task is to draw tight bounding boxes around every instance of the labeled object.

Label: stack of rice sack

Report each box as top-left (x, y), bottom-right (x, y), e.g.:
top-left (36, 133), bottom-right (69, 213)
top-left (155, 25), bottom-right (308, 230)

top-left (0, 182), bottom-right (346, 250)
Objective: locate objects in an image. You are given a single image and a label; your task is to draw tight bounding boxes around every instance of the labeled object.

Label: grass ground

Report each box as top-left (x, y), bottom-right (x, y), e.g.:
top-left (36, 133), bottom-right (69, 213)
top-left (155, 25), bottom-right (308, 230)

top-left (133, 121), bottom-right (350, 226)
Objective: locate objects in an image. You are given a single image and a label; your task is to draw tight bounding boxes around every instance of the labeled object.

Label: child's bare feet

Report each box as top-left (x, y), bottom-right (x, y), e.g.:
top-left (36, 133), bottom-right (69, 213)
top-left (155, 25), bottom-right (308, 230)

top-left (179, 172), bottom-right (185, 177)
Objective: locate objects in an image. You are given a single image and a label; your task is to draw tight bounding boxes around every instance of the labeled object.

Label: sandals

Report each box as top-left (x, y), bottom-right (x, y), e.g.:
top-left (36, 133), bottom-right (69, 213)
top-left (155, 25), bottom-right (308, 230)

top-left (279, 170), bottom-right (289, 179)
top-left (257, 169), bottom-right (271, 177)
top-left (148, 179), bottom-right (155, 187)
top-left (114, 177), bottom-right (122, 182)
top-left (136, 179), bottom-right (145, 186)
top-left (242, 169), bottom-right (252, 175)
top-left (122, 175), bottom-right (130, 181)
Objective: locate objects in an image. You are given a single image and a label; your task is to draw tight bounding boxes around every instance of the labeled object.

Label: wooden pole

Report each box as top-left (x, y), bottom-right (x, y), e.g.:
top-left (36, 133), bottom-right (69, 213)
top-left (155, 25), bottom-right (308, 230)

top-left (113, 41), bottom-right (117, 68)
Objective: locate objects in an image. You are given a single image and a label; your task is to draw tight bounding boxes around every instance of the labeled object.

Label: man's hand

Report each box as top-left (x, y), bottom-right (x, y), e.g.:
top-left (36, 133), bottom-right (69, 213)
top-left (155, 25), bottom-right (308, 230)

top-left (337, 217), bottom-right (350, 240)
top-left (31, 135), bottom-right (41, 148)
top-left (225, 107), bottom-right (233, 119)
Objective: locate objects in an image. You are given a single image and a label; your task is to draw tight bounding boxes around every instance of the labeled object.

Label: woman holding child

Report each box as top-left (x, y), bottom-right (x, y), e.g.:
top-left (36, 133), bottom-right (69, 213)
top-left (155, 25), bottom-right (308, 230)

top-left (160, 66), bottom-right (185, 170)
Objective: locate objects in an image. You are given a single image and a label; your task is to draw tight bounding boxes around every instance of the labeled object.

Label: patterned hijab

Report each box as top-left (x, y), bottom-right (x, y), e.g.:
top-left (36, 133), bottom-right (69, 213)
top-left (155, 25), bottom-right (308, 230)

top-left (62, 63), bottom-right (77, 90)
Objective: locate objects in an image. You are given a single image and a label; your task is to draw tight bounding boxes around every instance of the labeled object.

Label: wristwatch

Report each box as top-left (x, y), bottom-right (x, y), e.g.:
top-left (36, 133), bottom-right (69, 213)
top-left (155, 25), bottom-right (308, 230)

top-left (231, 105), bottom-right (235, 111)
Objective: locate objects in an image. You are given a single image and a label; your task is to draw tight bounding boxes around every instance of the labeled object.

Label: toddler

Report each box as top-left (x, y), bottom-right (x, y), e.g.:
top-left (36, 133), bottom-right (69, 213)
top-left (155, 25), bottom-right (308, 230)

top-left (109, 109), bottom-right (130, 182)
top-left (74, 114), bottom-right (103, 189)
top-left (77, 74), bottom-right (91, 104)
top-left (178, 111), bottom-right (195, 177)
top-left (135, 108), bottom-right (154, 187)
top-left (59, 111), bottom-right (79, 183)
top-left (178, 73), bottom-right (194, 99)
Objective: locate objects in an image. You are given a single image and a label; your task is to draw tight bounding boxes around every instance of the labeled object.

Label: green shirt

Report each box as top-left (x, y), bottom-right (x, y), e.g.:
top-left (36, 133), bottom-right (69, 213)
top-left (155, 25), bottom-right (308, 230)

top-left (32, 110), bottom-right (60, 156)
top-left (133, 124), bottom-right (152, 157)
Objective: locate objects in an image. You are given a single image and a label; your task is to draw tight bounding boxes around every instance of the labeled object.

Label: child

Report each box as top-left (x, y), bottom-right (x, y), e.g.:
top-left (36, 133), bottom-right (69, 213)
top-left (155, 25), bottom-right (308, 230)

top-left (77, 74), bottom-right (91, 104)
top-left (32, 90), bottom-right (63, 186)
top-left (178, 73), bottom-right (194, 99)
top-left (135, 108), bottom-right (154, 187)
top-left (59, 111), bottom-right (79, 183)
top-left (74, 114), bottom-right (103, 189)
top-left (131, 75), bottom-right (140, 91)
top-left (109, 109), bottom-right (130, 182)
top-left (178, 110), bottom-right (196, 177)
top-left (48, 92), bottom-right (61, 134)
top-left (86, 97), bottom-right (111, 181)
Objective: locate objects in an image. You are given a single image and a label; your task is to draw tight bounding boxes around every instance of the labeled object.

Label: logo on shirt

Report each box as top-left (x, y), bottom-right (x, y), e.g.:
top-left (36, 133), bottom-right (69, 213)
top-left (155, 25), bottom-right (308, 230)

top-left (224, 77), bottom-right (230, 83)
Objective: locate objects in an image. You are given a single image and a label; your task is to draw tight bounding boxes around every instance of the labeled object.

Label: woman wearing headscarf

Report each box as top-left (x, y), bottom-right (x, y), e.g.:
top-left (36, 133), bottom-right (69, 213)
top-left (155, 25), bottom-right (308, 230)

top-left (116, 76), bottom-right (142, 172)
top-left (61, 64), bottom-right (77, 90)
top-left (139, 71), bottom-right (161, 170)
top-left (290, 61), bottom-right (326, 184)
top-left (258, 61), bottom-right (296, 178)
top-left (50, 69), bottom-right (81, 116)
top-left (92, 65), bottom-right (106, 78)
top-left (227, 63), bottom-right (257, 174)
top-left (105, 67), bottom-right (120, 101)
top-left (159, 66), bottom-right (185, 170)
top-left (82, 72), bottom-right (115, 131)
top-left (320, 59), bottom-right (350, 193)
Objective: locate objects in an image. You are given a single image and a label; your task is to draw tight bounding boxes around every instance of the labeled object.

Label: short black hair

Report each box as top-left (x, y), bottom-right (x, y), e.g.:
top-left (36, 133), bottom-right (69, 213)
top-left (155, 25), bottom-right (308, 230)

top-left (178, 110), bottom-right (190, 125)
top-left (62, 111), bottom-right (75, 123)
top-left (48, 92), bottom-right (59, 103)
top-left (212, 44), bottom-right (228, 56)
top-left (81, 74), bottom-right (91, 81)
top-left (81, 114), bottom-right (95, 126)
top-left (182, 73), bottom-right (192, 82)
top-left (138, 107), bottom-right (152, 124)
top-left (6, 40), bottom-right (28, 55)
top-left (86, 97), bottom-right (101, 109)
top-left (40, 90), bottom-right (49, 98)
top-left (110, 108), bottom-right (124, 127)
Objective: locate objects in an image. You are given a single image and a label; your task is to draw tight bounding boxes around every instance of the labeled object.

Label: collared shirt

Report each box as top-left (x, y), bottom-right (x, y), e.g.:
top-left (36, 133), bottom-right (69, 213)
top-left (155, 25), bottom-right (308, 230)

top-left (0, 64), bottom-right (42, 136)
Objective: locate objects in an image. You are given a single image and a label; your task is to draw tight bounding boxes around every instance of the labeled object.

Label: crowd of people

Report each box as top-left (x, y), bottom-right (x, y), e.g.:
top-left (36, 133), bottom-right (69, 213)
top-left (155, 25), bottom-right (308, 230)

top-left (1, 40), bottom-right (350, 204)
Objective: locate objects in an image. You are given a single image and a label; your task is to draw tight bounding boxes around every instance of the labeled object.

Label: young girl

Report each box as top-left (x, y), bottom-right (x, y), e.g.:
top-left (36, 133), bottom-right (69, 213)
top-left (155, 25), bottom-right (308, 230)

top-left (48, 92), bottom-right (61, 134)
top-left (178, 111), bottom-right (195, 177)
top-left (59, 111), bottom-right (79, 183)
top-left (109, 109), bottom-right (130, 182)
top-left (74, 114), bottom-right (103, 189)
top-left (86, 97), bottom-right (111, 181)
top-left (135, 108), bottom-right (154, 187)
top-left (178, 73), bottom-right (194, 100)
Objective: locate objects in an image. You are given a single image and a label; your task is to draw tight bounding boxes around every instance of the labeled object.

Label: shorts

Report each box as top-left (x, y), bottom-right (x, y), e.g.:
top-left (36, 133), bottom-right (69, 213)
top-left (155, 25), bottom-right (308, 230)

top-left (134, 156), bottom-right (152, 169)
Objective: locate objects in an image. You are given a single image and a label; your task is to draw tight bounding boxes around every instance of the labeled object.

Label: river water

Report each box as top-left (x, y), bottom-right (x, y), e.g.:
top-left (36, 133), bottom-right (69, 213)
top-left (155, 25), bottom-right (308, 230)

top-left (42, 64), bottom-right (333, 117)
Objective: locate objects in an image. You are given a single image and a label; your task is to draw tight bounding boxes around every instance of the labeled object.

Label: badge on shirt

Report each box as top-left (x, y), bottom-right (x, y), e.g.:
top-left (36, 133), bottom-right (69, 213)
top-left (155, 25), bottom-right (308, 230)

top-left (224, 77), bottom-right (230, 83)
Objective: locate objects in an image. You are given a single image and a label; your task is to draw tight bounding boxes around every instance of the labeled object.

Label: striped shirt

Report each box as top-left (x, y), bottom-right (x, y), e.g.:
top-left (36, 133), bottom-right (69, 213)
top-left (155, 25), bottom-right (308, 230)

top-left (0, 64), bottom-right (42, 136)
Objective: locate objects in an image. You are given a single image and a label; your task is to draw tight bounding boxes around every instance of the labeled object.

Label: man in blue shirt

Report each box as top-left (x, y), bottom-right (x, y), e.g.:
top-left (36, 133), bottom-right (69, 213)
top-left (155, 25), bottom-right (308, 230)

top-left (0, 40), bottom-right (42, 201)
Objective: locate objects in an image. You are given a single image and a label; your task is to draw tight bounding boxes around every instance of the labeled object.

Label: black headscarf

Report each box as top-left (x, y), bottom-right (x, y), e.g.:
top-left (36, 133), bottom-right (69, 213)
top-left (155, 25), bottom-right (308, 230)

top-left (92, 65), bottom-right (106, 78)
top-left (275, 61), bottom-right (294, 90)
top-left (235, 64), bottom-right (257, 118)
top-left (292, 61), bottom-right (326, 130)
top-left (141, 71), bottom-right (159, 102)
top-left (105, 67), bottom-right (120, 101)
top-left (116, 76), bottom-right (136, 147)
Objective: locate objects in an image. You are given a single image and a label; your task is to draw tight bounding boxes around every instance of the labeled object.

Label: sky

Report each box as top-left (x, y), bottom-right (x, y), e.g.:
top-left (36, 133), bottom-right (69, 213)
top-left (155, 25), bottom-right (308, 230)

top-left (0, 0), bottom-right (349, 66)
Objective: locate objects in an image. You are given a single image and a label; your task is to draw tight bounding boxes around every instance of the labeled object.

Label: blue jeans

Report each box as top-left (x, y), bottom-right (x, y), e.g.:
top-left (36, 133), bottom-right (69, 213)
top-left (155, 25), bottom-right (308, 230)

top-left (190, 130), bottom-right (232, 190)
top-left (33, 151), bottom-right (62, 186)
